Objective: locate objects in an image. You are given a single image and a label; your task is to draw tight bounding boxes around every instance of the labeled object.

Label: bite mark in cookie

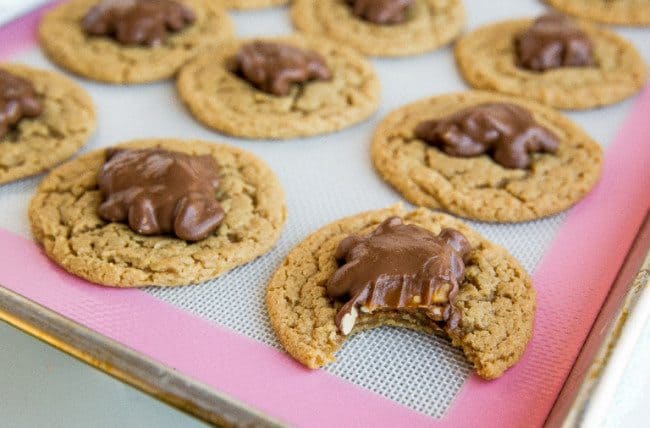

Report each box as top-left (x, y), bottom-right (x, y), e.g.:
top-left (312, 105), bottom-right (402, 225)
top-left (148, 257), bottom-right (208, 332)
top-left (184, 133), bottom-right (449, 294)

top-left (266, 206), bottom-right (536, 379)
top-left (326, 216), bottom-right (471, 335)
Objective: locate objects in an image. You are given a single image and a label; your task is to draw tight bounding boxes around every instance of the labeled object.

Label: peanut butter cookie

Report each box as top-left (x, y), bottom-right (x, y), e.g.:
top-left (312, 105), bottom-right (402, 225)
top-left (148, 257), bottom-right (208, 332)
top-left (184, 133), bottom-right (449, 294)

top-left (291, 0), bottom-right (466, 57)
top-left (0, 64), bottom-right (96, 185)
top-left (224, 0), bottom-right (289, 9)
top-left (266, 205), bottom-right (536, 379)
top-left (547, 0), bottom-right (650, 26)
top-left (39, 0), bottom-right (234, 84)
top-left (371, 92), bottom-right (603, 223)
top-left (177, 35), bottom-right (381, 139)
top-left (455, 18), bottom-right (646, 109)
top-left (29, 139), bottom-right (287, 287)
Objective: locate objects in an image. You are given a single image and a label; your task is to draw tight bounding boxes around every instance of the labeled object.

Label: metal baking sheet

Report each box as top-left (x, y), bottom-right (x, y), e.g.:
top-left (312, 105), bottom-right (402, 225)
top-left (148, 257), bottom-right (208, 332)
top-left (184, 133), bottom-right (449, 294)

top-left (0, 1), bottom-right (649, 426)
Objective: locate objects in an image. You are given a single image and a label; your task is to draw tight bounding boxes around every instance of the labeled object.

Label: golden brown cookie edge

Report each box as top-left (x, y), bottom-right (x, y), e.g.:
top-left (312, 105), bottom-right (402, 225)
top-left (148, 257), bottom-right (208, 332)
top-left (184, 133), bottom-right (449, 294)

top-left (176, 34), bottom-right (381, 139)
top-left (0, 63), bottom-right (96, 184)
top-left (38, 0), bottom-right (235, 84)
top-left (29, 138), bottom-right (287, 287)
top-left (454, 18), bottom-right (647, 110)
top-left (291, 0), bottom-right (467, 57)
top-left (266, 204), bottom-right (536, 379)
top-left (370, 91), bottom-right (604, 222)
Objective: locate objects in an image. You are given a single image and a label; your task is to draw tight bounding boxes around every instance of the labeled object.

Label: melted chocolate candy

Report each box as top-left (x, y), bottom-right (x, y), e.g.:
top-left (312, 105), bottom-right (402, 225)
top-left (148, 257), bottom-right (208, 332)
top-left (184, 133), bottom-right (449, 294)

top-left (415, 103), bottom-right (559, 169)
top-left (346, 0), bottom-right (414, 25)
top-left (82, 0), bottom-right (196, 47)
top-left (232, 41), bottom-right (332, 96)
top-left (326, 217), bottom-right (471, 335)
top-left (98, 148), bottom-right (225, 242)
top-left (0, 70), bottom-right (43, 139)
top-left (515, 14), bottom-right (594, 72)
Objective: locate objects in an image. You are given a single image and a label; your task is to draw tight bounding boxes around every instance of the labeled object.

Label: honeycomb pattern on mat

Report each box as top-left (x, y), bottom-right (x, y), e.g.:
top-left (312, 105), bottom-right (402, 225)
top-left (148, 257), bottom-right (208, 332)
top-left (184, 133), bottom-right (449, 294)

top-left (329, 328), bottom-right (472, 417)
top-left (0, 175), bottom-right (42, 238)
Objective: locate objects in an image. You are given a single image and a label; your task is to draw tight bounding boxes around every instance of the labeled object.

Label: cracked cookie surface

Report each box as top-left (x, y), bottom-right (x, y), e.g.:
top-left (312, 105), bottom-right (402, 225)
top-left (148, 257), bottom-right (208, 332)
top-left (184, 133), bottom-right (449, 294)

top-left (0, 64), bottom-right (96, 185)
top-left (371, 92), bottom-right (603, 223)
top-left (39, 0), bottom-right (234, 84)
top-left (291, 0), bottom-right (465, 57)
top-left (266, 205), bottom-right (535, 379)
top-left (455, 18), bottom-right (647, 110)
top-left (177, 35), bottom-right (381, 139)
top-left (547, 0), bottom-right (650, 26)
top-left (29, 139), bottom-right (287, 287)
top-left (224, 0), bottom-right (289, 9)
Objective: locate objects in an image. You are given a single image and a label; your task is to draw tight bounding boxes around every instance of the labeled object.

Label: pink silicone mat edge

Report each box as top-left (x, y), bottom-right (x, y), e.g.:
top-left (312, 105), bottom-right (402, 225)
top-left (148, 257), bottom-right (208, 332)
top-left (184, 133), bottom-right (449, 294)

top-left (1, 3), bottom-right (649, 427)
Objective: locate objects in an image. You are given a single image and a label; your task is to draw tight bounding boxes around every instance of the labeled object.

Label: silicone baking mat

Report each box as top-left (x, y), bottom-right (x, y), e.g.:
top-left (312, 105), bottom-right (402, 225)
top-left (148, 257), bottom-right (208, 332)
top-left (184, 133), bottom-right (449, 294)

top-left (0, 0), bottom-right (49, 27)
top-left (1, 1), bottom-right (649, 426)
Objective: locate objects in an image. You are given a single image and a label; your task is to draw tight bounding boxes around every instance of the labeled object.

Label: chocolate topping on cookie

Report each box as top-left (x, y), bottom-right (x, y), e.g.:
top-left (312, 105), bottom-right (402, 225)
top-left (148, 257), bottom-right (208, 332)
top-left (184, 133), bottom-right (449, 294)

top-left (82, 0), bottom-right (196, 47)
top-left (415, 103), bottom-right (559, 169)
top-left (515, 14), bottom-right (594, 72)
top-left (98, 148), bottom-right (224, 241)
top-left (326, 217), bottom-right (471, 335)
top-left (346, 0), bottom-right (414, 25)
top-left (0, 70), bottom-right (43, 138)
top-left (232, 41), bottom-right (332, 96)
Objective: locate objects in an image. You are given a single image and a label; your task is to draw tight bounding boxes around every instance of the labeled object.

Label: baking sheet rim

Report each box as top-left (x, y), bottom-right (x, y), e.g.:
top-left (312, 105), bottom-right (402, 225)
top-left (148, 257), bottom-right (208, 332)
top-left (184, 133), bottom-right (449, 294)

top-left (0, 285), bottom-right (283, 427)
top-left (1, 219), bottom-right (648, 427)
